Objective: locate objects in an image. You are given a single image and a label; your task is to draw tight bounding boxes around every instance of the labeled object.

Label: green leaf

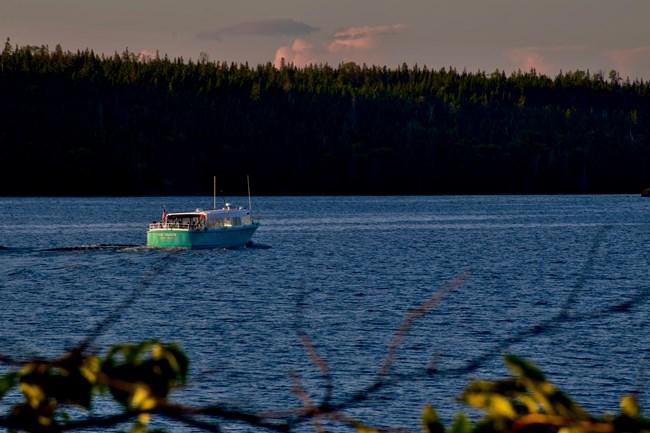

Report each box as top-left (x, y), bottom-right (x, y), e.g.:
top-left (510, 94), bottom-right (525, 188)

top-left (163, 343), bottom-right (189, 384)
top-left (504, 354), bottom-right (546, 383)
top-left (488, 394), bottom-right (517, 419)
top-left (620, 395), bottom-right (640, 419)
top-left (0, 371), bottom-right (18, 400)
top-left (101, 341), bottom-right (188, 407)
top-left (422, 403), bottom-right (444, 433)
top-left (449, 412), bottom-right (473, 433)
top-left (548, 389), bottom-right (588, 419)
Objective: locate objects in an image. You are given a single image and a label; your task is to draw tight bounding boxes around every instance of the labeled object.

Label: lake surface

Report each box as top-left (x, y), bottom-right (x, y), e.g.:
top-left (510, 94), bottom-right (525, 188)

top-left (1, 195), bottom-right (650, 432)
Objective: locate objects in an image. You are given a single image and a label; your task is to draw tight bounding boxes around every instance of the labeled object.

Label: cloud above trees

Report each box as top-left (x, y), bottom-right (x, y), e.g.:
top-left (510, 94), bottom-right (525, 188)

top-left (197, 18), bottom-right (319, 40)
top-left (504, 44), bottom-right (650, 79)
top-left (274, 23), bottom-right (406, 67)
top-left (328, 24), bottom-right (405, 52)
top-left (505, 45), bottom-right (588, 76)
top-left (607, 46), bottom-right (650, 80)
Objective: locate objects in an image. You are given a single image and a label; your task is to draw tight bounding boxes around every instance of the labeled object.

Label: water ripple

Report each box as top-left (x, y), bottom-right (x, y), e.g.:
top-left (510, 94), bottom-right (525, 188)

top-left (1, 195), bottom-right (650, 432)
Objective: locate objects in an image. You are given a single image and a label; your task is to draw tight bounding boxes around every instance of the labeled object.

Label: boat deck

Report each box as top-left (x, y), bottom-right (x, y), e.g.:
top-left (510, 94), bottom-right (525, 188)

top-left (149, 222), bottom-right (206, 230)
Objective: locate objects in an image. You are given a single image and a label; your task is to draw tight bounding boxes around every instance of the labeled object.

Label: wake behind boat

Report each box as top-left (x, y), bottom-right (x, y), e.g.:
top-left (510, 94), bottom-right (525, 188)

top-left (147, 177), bottom-right (259, 249)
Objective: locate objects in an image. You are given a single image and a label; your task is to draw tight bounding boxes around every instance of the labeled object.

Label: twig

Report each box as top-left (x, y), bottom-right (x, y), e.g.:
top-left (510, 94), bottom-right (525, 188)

top-left (379, 272), bottom-right (468, 377)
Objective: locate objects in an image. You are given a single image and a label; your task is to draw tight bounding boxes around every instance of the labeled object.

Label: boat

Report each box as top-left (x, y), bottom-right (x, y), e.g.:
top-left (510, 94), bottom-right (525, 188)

top-left (147, 177), bottom-right (259, 249)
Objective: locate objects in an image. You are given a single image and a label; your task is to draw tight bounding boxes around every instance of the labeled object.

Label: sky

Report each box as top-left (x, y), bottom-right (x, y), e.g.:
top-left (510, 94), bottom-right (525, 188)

top-left (3, 0), bottom-right (650, 80)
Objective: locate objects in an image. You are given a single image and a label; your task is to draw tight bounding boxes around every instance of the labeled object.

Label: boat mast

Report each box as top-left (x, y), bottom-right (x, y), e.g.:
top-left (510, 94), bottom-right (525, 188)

top-left (213, 176), bottom-right (216, 210)
top-left (247, 175), bottom-right (252, 211)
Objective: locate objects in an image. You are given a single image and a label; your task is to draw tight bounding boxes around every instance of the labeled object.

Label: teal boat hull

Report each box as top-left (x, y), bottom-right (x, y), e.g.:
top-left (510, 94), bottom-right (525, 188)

top-left (147, 225), bottom-right (259, 249)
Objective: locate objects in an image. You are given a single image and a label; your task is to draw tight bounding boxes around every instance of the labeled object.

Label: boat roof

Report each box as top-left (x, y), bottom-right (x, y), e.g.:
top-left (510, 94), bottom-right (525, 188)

top-left (166, 205), bottom-right (251, 219)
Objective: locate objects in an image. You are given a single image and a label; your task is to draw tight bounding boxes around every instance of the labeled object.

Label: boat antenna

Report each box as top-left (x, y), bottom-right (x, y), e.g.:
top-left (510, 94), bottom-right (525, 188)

top-left (247, 175), bottom-right (253, 211)
top-left (213, 176), bottom-right (216, 210)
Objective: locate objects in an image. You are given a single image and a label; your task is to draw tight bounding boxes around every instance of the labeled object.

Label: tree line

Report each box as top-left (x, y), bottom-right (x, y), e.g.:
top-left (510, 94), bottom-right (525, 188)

top-left (2, 39), bottom-right (650, 196)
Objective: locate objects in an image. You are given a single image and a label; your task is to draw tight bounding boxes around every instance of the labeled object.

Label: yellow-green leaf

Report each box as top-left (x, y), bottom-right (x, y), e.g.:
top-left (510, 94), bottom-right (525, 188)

top-left (19, 383), bottom-right (45, 409)
top-left (20, 363), bottom-right (38, 376)
top-left (37, 415), bottom-right (53, 427)
top-left (462, 391), bottom-right (488, 410)
top-left (518, 394), bottom-right (540, 414)
top-left (422, 403), bottom-right (445, 433)
top-left (80, 355), bottom-right (101, 384)
top-left (131, 384), bottom-right (157, 411)
top-left (621, 394), bottom-right (640, 418)
top-left (449, 412), bottom-right (473, 433)
top-left (137, 412), bottom-right (151, 425)
top-left (151, 343), bottom-right (163, 360)
top-left (0, 372), bottom-right (18, 399)
top-left (489, 394), bottom-right (517, 419)
top-left (505, 354), bottom-right (546, 383)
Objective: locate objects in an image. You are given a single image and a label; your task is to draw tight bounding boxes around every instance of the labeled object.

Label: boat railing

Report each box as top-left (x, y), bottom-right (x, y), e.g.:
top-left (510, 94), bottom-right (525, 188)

top-left (149, 220), bottom-right (259, 230)
top-left (149, 222), bottom-right (192, 230)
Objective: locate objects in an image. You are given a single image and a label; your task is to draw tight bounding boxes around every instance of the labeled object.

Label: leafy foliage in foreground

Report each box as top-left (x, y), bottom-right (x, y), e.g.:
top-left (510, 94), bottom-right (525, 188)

top-left (0, 340), bottom-right (188, 432)
top-left (438, 354), bottom-right (650, 433)
top-left (1, 344), bottom-right (649, 433)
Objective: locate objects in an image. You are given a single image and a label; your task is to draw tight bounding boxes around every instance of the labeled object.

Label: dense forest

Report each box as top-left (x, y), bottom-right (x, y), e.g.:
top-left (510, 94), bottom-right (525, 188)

top-left (2, 38), bottom-right (650, 196)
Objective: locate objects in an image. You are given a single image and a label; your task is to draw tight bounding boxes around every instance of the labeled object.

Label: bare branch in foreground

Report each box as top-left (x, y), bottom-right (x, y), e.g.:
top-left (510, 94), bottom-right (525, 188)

top-left (379, 272), bottom-right (468, 378)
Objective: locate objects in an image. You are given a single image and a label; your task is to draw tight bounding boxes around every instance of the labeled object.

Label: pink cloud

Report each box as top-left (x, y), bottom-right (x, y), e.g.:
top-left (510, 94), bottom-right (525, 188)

top-left (505, 45), bottom-right (589, 76)
top-left (274, 38), bottom-right (316, 67)
top-left (328, 24), bottom-right (405, 53)
top-left (607, 46), bottom-right (650, 79)
top-left (505, 47), bottom-right (552, 75)
top-left (273, 23), bottom-right (406, 68)
top-left (137, 50), bottom-right (158, 62)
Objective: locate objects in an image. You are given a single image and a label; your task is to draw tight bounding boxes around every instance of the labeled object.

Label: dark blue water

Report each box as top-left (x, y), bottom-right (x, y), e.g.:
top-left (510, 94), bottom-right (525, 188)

top-left (2, 195), bottom-right (650, 432)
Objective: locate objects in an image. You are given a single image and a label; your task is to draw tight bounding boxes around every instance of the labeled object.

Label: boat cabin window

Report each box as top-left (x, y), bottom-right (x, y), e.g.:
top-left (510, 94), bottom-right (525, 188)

top-left (168, 216), bottom-right (185, 227)
top-left (208, 218), bottom-right (224, 229)
top-left (203, 215), bottom-right (250, 228)
top-left (166, 215), bottom-right (206, 229)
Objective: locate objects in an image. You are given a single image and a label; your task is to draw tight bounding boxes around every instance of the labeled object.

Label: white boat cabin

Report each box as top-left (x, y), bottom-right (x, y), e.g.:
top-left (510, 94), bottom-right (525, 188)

top-left (151, 204), bottom-right (255, 231)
